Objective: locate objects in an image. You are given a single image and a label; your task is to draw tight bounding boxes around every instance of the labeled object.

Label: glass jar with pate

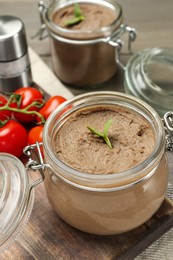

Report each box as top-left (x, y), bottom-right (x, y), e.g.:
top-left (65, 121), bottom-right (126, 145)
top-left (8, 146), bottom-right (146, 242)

top-left (38, 0), bottom-right (136, 87)
top-left (1, 91), bottom-right (173, 246)
top-left (26, 91), bottom-right (170, 235)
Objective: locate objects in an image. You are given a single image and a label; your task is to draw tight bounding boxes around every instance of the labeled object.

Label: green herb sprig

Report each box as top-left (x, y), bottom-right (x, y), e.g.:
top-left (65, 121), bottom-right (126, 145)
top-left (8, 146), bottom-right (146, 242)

top-left (65, 3), bottom-right (84, 26)
top-left (87, 119), bottom-right (113, 149)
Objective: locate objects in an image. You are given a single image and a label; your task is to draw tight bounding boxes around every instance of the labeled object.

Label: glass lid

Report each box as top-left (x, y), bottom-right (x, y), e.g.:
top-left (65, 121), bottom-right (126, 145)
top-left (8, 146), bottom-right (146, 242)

top-left (124, 48), bottom-right (173, 117)
top-left (0, 153), bottom-right (33, 252)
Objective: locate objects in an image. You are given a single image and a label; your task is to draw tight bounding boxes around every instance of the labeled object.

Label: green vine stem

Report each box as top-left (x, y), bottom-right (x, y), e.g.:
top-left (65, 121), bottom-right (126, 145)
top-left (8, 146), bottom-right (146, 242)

top-left (0, 94), bottom-right (46, 125)
top-left (0, 118), bottom-right (8, 127)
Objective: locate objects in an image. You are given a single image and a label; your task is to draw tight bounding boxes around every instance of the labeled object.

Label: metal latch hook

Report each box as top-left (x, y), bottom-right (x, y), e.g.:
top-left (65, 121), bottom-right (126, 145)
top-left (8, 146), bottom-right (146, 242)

top-left (23, 142), bottom-right (46, 191)
top-left (108, 24), bottom-right (137, 70)
top-left (163, 112), bottom-right (173, 153)
top-left (31, 0), bottom-right (48, 40)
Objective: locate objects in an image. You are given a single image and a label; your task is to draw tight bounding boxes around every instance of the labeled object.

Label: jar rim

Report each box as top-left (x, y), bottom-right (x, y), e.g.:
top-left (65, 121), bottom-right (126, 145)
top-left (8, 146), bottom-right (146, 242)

top-left (43, 0), bottom-right (123, 40)
top-left (43, 91), bottom-right (165, 191)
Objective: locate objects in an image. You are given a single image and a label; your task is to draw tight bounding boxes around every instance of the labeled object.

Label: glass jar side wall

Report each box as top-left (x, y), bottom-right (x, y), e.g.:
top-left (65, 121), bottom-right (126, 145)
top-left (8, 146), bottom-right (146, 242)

top-left (43, 154), bottom-right (168, 235)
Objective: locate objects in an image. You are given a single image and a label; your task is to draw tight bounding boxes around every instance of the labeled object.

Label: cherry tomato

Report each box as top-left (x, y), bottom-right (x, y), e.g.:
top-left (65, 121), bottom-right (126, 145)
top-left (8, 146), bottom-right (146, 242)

top-left (36, 96), bottom-right (67, 123)
top-left (0, 119), bottom-right (28, 157)
top-left (0, 95), bottom-right (12, 120)
top-left (28, 125), bottom-right (44, 155)
top-left (13, 87), bottom-right (44, 123)
top-left (28, 125), bottom-right (44, 144)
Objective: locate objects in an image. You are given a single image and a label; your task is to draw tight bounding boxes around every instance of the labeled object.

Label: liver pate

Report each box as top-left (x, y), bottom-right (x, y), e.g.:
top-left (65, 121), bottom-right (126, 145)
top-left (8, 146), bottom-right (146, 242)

top-left (53, 106), bottom-right (155, 174)
top-left (52, 3), bottom-right (117, 31)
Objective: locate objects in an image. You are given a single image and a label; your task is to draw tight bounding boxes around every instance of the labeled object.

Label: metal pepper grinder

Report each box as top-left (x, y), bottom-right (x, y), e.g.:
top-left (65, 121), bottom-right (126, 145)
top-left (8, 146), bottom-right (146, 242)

top-left (0, 15), bottom-right (33, 92)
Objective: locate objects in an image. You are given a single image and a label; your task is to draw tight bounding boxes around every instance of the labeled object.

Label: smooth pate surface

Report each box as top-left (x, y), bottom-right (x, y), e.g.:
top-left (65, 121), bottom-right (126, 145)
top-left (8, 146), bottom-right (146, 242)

top-left (52, 3), bottom-right (117, 30)
top-left (53, 106), bottom-right (156, 174)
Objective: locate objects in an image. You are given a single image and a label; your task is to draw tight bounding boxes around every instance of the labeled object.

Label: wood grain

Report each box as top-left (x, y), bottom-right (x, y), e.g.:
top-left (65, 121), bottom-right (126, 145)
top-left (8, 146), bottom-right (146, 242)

top-left (1, 176), bottom-right (173, 260)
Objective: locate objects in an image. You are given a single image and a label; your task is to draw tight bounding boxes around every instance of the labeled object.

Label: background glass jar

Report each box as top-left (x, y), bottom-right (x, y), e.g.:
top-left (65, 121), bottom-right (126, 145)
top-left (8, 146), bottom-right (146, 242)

top-left (39, 0), bottom-right (136, 88)
top-left (41, 91), bottom-right (168, 235)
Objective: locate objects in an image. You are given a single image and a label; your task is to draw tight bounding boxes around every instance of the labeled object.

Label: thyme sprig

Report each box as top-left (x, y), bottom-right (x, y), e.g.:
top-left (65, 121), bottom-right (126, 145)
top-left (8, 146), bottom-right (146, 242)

top-left (87, 119), bottom-right (113, 149)
top-left (65, 3), bottom-right (84, 26)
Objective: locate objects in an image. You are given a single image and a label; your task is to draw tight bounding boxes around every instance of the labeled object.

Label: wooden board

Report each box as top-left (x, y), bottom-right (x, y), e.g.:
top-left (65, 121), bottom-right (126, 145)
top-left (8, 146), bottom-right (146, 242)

top-left (1, 170), bottom-right (173, 260)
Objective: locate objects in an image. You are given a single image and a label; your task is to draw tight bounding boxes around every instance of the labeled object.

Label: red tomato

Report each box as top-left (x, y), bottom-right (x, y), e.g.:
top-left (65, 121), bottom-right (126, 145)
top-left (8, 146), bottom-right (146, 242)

top-left (36, 96), bottom-right (67, 123)
top-left (13, 87), bottom-right (44, 123)
top-left (28, 125), bottom-right (44, 155)
top-left (0, 95), bottom-right (12, 120)
top-left (28, 125), bottom-right (44, 144)
top-left (0, 119), bottom-right (28, 157)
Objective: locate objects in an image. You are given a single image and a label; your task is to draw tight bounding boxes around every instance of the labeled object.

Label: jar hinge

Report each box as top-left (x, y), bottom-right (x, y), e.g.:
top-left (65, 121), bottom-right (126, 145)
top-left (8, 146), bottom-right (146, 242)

top-left (23, 142), bottom-right (46, 191)
top-left (107, 24), bottom-right (137, 70)
top-left (32, 0), bottom-right (49, 40)
top-left (163, 112), bottom-right (173, 153)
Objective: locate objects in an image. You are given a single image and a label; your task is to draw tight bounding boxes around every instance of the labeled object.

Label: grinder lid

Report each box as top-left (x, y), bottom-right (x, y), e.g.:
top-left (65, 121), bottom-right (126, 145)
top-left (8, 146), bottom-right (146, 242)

top-left (0, 15), bottom-right (28, 61)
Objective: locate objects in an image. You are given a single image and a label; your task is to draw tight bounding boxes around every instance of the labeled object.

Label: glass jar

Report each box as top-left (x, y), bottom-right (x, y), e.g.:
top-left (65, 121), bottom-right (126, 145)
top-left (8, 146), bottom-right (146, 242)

top-left (1, 91), bottom-right (173, 242)
top-left (124, 48), bottom-right (173, 117)
top-left (38, 0), bottom-right (136, 87)
top-left (38, 91), bottom-right (168, 235)
top-left (0, 153), bottom-right (34, 252)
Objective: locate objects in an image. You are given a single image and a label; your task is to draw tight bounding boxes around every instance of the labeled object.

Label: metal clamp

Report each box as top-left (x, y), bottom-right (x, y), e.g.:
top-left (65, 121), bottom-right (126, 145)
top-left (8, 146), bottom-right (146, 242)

top-left (23, 142), bottom-right (46, 191)
top-left (108, 24), bottom-right (137, 50)
top-left (163, 112), bottom-right (173, 153)
top-left (32, 1), bottom-right (48, 40)
top-left (107, 24), bottom-right (137, 70)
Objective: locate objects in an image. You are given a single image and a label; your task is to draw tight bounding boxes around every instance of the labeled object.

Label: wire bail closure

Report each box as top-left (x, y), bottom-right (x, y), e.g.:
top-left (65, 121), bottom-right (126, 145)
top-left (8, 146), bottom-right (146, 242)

top-left (163, 112), bottom-right (173, 153)
top-left (107, 24), bottom-right (137, 70)
top-left (32, 1), bottom-right (48, 40)
top-left (23, 142), bottom-right (45, 190)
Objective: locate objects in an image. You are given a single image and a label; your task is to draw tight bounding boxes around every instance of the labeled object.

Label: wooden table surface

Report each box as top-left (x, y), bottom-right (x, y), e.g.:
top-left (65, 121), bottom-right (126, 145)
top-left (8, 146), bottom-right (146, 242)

top-left (1, 0), bottom-right (173, 259)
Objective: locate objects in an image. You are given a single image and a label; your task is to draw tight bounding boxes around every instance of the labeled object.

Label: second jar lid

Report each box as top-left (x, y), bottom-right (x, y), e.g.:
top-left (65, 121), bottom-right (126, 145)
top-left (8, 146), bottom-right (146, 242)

top-left (124, 48), bottom-right (173, 117)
